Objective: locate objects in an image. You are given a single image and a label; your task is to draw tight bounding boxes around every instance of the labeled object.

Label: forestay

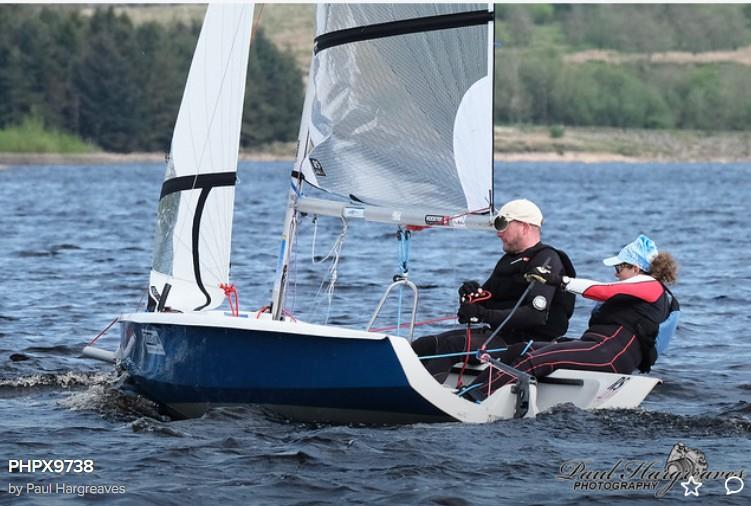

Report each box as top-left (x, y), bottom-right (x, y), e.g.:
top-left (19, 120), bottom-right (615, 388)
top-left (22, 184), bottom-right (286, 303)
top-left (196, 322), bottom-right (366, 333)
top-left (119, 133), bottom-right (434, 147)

top-left (298, 4), bottom-right (494, 213)
top-left (150, 3), bottom-right (254, 312)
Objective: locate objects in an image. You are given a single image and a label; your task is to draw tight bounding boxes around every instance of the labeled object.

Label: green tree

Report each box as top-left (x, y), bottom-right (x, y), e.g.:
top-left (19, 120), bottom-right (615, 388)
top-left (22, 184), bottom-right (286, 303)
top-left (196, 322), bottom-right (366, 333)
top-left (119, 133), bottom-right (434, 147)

top-left (75, 8), bottom-right (140, 152)
top-left (506, 6), bottom-right (533, 47)
top-left (132, 21), bottom-right (194, 152)
top-left (241, 29), bottom-right (304, 148)
top-left (518, 49), bottom-right (562, 123)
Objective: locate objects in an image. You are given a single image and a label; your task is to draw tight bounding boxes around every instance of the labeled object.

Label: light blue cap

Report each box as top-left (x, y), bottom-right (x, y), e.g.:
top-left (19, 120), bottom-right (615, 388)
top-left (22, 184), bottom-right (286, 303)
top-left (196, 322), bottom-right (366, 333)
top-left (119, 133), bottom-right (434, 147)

top-left (603, 234), bottom-right (658, 272)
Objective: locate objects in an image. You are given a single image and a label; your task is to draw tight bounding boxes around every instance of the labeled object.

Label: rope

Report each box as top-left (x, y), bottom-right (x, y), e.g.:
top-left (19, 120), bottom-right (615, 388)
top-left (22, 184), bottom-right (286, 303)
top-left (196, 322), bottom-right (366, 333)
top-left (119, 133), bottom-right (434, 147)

top-left (478, 257), bottom-right (551, 353)
top-left (456, 324), bottom-right (472, 388)
top-left (520, 339), bottom-right (534, 356)
top-left (87, 316), bottom-right (119, 346)
top-left (311, 217), bottom-right (348, 324)
top-left (418, 347), bottom-right (508, 361)
top-left (220, 283), bottom-right (239, 317)
top-left (449, 206), bottom-right (491, 221)
top-left (369, 314), bottom-right (456, 333)
top-left (394, 227), bottom-right (411, 336)
top-left (455, 290), bottom-right (493, 388)
top-left (250, 4), bottom-right (265, 46)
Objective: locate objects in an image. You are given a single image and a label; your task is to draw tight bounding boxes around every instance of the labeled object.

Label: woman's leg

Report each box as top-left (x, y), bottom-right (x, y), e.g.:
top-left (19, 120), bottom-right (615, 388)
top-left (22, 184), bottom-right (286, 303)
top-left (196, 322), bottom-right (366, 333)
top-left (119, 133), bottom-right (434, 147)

top-left (466, 325), bottom-right (642, 399)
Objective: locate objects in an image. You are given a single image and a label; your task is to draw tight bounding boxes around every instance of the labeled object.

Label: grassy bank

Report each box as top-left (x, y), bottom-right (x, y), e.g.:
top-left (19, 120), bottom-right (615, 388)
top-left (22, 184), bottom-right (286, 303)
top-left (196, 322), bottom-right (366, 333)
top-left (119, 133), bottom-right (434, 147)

top-left (3, 126), bottom-right (751, 166)
top-left (494, 125), bottom-right (751, 162)
top-left (0, 117), bottom-right (97, 154)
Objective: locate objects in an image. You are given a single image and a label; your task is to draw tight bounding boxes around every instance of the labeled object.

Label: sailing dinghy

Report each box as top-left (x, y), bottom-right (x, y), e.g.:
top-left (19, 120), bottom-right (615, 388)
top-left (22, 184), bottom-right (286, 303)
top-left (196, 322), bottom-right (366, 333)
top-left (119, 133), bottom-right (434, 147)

top-left (84, 3), bottom-right (660, 423)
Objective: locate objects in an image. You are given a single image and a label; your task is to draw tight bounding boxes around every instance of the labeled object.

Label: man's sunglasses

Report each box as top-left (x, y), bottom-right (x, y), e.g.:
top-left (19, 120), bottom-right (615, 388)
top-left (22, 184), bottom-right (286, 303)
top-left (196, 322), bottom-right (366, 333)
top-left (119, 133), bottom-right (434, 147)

top-left (494, 215), bottom-right (511, 231)
top-left (614, 263), bottom-right (632, 274)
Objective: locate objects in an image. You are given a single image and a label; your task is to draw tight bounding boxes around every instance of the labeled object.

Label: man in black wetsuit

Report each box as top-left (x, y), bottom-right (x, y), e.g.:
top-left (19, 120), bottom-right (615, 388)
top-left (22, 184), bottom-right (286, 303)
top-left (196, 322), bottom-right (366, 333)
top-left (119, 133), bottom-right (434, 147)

top-left (411, 199), bottom-right (576, 383)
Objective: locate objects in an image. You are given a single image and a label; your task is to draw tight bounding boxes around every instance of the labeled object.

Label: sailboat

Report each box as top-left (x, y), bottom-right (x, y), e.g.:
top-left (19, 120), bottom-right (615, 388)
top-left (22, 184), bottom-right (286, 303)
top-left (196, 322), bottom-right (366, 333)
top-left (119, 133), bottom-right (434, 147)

top-left (84, 3), bottom-right (660, 423)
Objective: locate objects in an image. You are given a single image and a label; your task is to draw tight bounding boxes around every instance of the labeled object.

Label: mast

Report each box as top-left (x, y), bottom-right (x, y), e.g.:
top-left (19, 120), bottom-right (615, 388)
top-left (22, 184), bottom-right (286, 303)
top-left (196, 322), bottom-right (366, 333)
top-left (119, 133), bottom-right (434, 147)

top-left (488, 2), bottom-right (495, 211)
top-left (270, 58), bottom-right (315, 320)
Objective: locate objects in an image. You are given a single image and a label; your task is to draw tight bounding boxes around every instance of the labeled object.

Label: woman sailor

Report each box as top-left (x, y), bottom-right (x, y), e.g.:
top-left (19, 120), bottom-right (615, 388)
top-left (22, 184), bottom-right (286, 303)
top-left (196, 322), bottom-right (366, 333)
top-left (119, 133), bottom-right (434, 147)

top-left (462, 234), bottom-right (680, 401)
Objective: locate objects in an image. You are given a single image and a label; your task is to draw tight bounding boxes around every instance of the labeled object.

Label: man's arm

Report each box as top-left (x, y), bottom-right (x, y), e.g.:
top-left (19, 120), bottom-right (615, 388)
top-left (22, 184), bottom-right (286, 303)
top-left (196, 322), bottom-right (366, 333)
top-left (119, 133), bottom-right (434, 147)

top-left (476, 251), bottom-right (564, 329)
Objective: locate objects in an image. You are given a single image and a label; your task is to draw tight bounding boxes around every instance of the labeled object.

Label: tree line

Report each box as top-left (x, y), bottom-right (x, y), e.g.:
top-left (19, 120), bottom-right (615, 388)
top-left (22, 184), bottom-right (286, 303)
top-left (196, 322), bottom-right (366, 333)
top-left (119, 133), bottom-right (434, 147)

top-left (494, 4), bottom-right (751, 130)
top-left (0, 5), bottom-right (303, 153)
top-left (497, 4), bottom-right (751, 53)
top-left (3, 4), bottom-right (751, 152)
top-left (495, 51), bottom-right (751, 131)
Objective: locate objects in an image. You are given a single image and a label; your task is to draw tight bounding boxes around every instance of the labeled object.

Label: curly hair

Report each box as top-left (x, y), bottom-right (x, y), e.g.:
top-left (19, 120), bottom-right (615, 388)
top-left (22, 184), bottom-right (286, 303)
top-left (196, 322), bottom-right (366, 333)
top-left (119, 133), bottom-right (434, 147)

top-left (649, 251), bottom-right (678, 285)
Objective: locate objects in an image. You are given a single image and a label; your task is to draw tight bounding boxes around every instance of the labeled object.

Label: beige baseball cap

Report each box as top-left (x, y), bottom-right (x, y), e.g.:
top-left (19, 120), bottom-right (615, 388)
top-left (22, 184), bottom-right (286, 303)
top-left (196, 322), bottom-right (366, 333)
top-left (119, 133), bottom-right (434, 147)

top-left (494, 199), bottom-right (543, 230)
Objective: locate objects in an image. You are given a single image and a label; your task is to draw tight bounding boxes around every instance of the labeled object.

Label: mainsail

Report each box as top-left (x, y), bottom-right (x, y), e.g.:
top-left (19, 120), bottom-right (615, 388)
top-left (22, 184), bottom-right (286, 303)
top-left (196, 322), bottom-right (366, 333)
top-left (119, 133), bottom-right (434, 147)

top-left (150, 4), bottom-right (254, 312)
top-left (272, 4), bottom-right (495, 318)
top-left (297, 4), bottom-right (494, 212)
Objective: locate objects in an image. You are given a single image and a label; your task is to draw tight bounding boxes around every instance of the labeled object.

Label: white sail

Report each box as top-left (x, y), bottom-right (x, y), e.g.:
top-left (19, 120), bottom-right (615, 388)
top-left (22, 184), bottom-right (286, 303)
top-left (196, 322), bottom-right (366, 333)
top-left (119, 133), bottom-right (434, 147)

top-left (298, 4), bottom-right (494, 212)
top-left (150, 3), bottom-right (254, 312)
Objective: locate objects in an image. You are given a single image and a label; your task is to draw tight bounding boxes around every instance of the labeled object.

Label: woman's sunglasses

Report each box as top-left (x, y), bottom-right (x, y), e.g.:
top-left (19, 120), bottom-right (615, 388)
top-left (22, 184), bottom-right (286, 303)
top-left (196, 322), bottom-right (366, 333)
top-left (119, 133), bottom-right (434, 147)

top-left (614, 263), bottom-right (632, 274)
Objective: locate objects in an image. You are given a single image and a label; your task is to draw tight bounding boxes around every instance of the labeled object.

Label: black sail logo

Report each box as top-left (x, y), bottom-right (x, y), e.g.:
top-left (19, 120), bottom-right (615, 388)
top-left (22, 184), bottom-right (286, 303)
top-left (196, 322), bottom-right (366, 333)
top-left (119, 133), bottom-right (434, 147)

top-left (310, 158), bottom-right (326, 177)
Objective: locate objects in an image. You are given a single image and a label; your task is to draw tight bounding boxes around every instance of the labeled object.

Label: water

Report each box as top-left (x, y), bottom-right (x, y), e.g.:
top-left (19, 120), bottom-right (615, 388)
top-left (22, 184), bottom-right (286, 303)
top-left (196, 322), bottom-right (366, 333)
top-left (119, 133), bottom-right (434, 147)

top-left (1, 161), bottom-right (749, 504)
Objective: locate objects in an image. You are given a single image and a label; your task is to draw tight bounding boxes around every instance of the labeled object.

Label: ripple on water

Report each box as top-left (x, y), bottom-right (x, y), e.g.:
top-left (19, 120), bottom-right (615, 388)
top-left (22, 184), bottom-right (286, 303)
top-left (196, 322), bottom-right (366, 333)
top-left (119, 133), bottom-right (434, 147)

top-left (2, 161), bottom-right (751, 504)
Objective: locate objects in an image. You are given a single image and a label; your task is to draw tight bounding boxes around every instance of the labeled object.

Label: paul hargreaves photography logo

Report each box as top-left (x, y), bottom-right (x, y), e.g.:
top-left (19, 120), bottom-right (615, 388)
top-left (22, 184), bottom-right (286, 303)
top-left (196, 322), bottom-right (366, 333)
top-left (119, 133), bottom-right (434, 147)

top-left (556, 442), bottom-right (745, 497)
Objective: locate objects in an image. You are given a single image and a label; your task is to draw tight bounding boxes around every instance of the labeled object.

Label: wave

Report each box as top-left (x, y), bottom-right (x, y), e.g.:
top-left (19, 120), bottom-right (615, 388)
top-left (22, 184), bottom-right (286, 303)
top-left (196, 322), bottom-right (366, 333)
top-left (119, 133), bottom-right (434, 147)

top-left (594, 407), bottom-right (751, 436)
top-left (0, 370), bottom-right (112, 389)
top-left (60, 381), bottom-right (172, 423)
top-left (129, 417), bottom-right (187, 437)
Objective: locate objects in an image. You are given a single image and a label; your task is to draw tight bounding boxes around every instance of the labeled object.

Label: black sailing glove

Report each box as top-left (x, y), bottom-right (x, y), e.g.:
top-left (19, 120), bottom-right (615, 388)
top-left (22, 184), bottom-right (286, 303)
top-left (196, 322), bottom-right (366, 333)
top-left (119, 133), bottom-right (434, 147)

top-left (458, 280), bottom-right (482, 299)
top-left (457, 302), bottom-right (487, 324)
top-left (524, 265), bottom-right (564, 288)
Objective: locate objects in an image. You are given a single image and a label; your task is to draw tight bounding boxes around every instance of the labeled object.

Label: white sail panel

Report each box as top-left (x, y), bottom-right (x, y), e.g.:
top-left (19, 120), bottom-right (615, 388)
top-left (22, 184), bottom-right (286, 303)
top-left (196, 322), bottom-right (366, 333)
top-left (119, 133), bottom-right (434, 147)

top-left (454, 75), bottom-right (493, 211)
top-left (299, 4), bottom-right (493, 212)
top-left (150, 3), bottom-right (253, 312)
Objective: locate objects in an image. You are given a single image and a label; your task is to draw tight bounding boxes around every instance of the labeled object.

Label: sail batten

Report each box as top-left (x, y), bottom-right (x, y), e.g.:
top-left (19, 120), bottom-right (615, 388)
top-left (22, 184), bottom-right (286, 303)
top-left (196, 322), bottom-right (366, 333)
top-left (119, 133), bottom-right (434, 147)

top-left (314, 9), bottom-right (494, 54)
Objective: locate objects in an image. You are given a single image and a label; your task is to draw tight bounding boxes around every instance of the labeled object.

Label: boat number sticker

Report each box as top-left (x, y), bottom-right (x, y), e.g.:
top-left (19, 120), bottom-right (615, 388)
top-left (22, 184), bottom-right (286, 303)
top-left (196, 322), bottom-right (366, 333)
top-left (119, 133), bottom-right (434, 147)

top-left (424, 215), bottom-right (449, 226)
top-left (532, 295), bottom-right (547, 310)
top-left (309, 158), bottom-right (326, 177)
top-left (142, 328), bottom-right (166, 356)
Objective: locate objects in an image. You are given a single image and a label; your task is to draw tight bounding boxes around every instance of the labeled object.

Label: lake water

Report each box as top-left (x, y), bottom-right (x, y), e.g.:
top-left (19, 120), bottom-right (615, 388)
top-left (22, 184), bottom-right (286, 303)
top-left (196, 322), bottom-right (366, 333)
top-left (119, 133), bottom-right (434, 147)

top-left (1, 161), bottom-right (749, 504)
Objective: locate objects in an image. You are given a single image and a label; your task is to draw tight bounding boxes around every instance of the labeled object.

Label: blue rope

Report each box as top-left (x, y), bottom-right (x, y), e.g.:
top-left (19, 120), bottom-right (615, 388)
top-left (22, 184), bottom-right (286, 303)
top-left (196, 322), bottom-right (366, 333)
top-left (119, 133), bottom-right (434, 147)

top-left (290, 180), bottom-right (301, 197)
top-left (520, 340), bottom-right (534, 356)
top-left (398, 229), bottom-right (411, 274)
top-left (418, 347), bottom-right (508, 361)
top-left (395, 228), bottom-right (411, 336)
top-left (456, 383), bottom-right (484, 397)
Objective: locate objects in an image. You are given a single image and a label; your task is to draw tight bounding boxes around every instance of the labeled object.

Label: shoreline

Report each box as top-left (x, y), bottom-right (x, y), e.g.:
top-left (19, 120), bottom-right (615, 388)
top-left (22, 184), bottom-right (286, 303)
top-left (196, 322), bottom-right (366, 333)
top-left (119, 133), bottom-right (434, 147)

top-left (2, 126), bottom-right (751, 167)
top-left (2, 151), bottom-right (749, 169)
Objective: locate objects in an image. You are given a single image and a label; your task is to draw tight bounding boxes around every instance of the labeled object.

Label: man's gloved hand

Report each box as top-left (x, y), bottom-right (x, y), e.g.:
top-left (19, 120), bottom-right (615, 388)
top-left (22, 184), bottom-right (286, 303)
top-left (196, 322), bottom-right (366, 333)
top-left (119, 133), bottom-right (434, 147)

top-left (524, 265), bottom-right (564, 288)
top-left (458, 280), bottom-right (482, 299)
top-left (457, 302), bottom-right (487, 324)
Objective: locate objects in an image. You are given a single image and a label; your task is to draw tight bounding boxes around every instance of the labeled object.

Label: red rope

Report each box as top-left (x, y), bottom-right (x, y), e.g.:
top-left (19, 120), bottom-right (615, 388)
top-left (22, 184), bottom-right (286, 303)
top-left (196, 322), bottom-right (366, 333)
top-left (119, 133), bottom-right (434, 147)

top-left (254, 306), bottom-right (297, 322)
top-left (220, 283), bottom-right (239, 317)
top-left (454, 289), bottom-right (493, 388)
top-left (369, 315), bottom-right (456, 333)
top-left (455, 324), bottom-right (473, 389)
top-left (87, 316), bottom-right (119, 346)
top-left (404, 207), bottom-right (492, 230)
